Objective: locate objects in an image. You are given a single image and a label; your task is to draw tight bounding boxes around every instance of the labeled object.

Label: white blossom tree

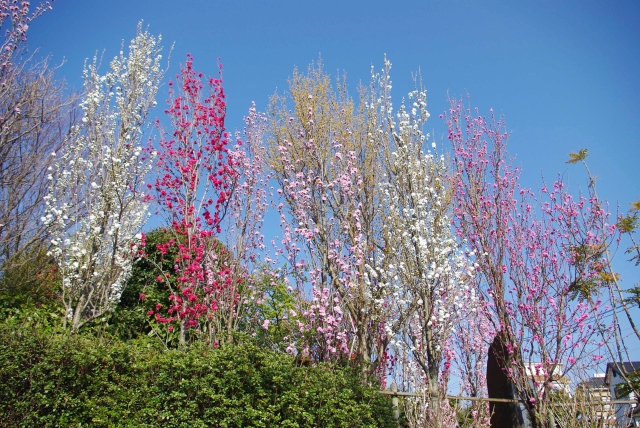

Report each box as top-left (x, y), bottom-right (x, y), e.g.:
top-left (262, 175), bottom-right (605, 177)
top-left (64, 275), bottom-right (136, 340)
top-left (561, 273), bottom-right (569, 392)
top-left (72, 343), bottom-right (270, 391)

top-left (370, 58), bottom-right (476, 425)
top-left (43, 23), bottom-right (165, 330)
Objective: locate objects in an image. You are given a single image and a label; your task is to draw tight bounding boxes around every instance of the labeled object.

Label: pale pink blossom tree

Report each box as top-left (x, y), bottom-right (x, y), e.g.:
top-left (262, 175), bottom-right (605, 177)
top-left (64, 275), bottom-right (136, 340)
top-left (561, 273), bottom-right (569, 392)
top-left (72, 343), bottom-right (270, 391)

top-left (265, 61), bottom-right (397, 367)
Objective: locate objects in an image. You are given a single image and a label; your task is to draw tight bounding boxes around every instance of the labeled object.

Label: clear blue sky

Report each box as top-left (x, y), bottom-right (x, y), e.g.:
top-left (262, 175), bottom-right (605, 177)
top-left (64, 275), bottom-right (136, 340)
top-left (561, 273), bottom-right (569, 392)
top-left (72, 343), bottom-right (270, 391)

top-left (29, 0), bottom-right (639, 208)
top-left (25, 0), bottom-right (640, 378)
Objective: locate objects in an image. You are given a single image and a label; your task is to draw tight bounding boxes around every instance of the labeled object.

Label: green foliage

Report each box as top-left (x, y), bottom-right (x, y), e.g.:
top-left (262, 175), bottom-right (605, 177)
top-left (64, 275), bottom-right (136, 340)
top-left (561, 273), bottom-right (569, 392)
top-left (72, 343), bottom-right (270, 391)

top-left (566, 148), bottom-right (588, 164)
top-left (103, 228), bottom-right (180, 341)
top-left (0, 247), bottom-right (64, 324)
top-left (623, 286), bottom-right (640, 309)
top-left (613, 368), bottom-right (640, 401)
top-left (0, 321), bottom-right (395, 427)
top-left (0, 227), bottom-right (394, 426)
top-left (618, 213), bottom-right (638, 234)
top-left (248, 272), bottom-right (304, 352)
top-left (567, 243), bottom-right (613, 302)
top-left (619, 202), bottom-right (640, 266)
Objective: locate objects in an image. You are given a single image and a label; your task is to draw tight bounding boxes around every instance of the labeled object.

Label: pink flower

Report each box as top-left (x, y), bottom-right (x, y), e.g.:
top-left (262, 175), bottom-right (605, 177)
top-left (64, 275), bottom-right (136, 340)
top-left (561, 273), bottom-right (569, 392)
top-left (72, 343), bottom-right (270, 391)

top-left (261, 319), bottom-right (270, 330)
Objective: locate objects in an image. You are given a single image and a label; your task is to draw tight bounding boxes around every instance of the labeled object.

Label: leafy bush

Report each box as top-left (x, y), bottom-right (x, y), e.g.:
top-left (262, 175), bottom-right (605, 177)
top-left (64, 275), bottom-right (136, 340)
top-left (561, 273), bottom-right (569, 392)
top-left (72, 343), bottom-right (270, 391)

top-left (0, 248), bottom-right (62, 318)
top-left (0, 323), bottom-right (395, 427)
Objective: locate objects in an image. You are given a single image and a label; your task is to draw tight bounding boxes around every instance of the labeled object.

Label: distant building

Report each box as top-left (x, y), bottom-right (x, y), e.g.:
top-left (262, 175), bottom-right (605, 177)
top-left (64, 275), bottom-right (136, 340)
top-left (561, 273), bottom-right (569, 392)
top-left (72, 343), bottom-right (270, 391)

top-left (605, 362), bottom-right (640, 427)
top-left (524, 362), bottom-right (570, 395)
top-left (629, 406), bottom-right (640, 428)
top-left (518, 363), bottom-right (571, 427)
top-left (577, 373), bottom-right (616, 427)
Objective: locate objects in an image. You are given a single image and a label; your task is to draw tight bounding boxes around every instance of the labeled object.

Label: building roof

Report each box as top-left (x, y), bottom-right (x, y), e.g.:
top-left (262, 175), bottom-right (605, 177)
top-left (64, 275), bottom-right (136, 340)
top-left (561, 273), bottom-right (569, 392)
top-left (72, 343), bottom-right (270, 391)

top-left (580, 376), bottom-right (608, 389)
top-left (605, 362), bottom-right (640, 385)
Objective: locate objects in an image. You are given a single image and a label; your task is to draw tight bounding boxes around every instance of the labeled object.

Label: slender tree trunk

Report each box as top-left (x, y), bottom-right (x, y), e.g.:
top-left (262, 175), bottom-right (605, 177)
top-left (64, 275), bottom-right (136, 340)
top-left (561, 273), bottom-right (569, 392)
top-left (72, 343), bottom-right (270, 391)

top-left (487, 331), bottom-right (525, 428)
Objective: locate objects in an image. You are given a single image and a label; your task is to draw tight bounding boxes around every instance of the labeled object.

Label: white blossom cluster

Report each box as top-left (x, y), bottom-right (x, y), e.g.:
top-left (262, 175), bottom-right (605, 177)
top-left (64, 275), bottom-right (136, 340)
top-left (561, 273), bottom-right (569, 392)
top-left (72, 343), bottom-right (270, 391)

top-left (42, 23), bottom-right (165, 330)
top-left (370, 58), bottom-right (477, 394)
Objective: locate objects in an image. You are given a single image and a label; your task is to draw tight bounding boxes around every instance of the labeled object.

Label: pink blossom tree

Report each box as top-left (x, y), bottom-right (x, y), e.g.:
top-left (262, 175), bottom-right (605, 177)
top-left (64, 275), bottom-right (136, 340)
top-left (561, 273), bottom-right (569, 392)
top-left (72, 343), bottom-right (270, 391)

top-left (265, 60), bottom-right (404, 368)
top-left (149, 55), bottom-right (268, 347)
top-left (449, 299), bottom-right (494, 427)
top-left (0, 0), bottom-right (52, 76)
top-left (444, 98), bottom-right (617, 427)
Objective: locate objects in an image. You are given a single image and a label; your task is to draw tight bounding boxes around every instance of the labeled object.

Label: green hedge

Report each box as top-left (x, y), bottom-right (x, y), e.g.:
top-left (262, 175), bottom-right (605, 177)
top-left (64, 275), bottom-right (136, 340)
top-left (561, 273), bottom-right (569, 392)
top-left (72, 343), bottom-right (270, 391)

top-left (0, 325), bottom-right (395, 427)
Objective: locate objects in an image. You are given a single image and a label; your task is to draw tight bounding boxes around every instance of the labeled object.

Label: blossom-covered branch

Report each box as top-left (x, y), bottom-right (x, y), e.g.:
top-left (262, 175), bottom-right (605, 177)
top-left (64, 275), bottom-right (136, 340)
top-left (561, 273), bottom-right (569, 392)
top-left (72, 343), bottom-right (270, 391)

top-left (44, 23), bottom-right (165, 330)
top-left (445, 98), bottom-right (616, 427)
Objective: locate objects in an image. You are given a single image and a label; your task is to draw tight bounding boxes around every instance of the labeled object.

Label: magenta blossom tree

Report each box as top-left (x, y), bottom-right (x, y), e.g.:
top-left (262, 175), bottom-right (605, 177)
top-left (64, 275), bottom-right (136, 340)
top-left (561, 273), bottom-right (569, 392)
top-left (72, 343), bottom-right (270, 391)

top-left (444, 98), bottom-right (617, 427)
top-left (150, 54), bottom-right (238, 346)
top-left (149, 55), bottom-right (270, 347)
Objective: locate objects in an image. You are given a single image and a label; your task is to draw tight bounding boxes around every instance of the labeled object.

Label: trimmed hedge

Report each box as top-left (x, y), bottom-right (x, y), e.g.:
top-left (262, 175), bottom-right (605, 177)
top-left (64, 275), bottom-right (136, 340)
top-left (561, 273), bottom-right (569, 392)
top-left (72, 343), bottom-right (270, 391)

top-left (0, 325), bottom-right (395, 427)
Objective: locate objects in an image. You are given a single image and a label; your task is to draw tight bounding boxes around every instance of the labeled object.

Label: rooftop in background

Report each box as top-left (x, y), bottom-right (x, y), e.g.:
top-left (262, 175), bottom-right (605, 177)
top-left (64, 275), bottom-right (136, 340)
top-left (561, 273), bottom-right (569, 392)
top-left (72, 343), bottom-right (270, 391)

top-left (605, 362), bottom-right (640, 386)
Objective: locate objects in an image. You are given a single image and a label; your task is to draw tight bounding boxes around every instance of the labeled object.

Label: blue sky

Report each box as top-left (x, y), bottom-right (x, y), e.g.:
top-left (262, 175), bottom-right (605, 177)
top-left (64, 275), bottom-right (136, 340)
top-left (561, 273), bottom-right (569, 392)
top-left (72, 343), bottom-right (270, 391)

top-left (29, 0), bottom-right (639, 208)
top-left (27, 0), bottom-right (640, 364)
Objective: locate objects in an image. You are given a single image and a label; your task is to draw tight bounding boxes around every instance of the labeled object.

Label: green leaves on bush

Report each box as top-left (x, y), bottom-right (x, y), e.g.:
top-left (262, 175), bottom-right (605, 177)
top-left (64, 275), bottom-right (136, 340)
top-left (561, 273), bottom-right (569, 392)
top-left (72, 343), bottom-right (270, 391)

top-left (0, 324), bottom-right (395, 427)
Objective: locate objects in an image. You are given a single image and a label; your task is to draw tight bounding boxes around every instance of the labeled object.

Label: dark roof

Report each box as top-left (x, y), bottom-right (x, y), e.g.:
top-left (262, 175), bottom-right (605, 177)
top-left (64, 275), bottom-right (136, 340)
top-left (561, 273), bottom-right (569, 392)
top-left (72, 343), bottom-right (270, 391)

top-left (579, 376), bottom-right (607, 389)
top-left (606, 362), bottom-right (640, 376)
top-left (605, 362), bottom-right (640, 385)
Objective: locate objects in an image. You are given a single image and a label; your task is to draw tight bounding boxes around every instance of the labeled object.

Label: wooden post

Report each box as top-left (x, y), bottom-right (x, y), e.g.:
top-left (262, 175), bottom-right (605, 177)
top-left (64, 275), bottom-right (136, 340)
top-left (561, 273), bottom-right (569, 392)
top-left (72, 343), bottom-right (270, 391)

top-left (390, 382), bottom-right (400, 422)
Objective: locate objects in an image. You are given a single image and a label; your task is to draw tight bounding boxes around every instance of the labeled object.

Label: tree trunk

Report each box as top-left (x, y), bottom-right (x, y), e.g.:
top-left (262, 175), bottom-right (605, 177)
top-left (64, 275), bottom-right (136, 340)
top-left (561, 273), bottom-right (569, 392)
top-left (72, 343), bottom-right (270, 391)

top-left (487, 331), bottom-right (525, 428)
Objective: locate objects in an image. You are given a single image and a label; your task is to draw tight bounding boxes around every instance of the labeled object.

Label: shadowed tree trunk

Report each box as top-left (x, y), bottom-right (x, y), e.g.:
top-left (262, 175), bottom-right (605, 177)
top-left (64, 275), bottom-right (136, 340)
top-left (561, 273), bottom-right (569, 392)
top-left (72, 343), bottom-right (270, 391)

top-left (487, 331), bottom-right (525, 428)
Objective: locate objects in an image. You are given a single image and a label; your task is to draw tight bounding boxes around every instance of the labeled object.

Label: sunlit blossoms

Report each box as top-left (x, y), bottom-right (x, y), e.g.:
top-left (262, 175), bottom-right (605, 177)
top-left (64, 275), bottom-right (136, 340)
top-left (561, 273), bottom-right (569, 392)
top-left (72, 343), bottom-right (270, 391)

top-left (371, 58), bottom-right (476, 424)
top-left (445, 99), bottom-right (617, 427)
top-left (8, 14), bottom-right (627, 427)
top-left (43, 23), bottom-right (165, 330)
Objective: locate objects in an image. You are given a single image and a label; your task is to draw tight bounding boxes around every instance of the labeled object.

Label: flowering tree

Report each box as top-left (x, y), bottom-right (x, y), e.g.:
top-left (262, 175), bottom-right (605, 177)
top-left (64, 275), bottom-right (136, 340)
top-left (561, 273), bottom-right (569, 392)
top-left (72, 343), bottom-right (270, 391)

top-left (265, 61), bottom-right (403, 368)
top-left (43, 24), bottom-right (165, 330)
top-left (149, 55), bottom-right (268, 347)
top-left (203, 104), bottom-right (270, 345)
top-left (567, 151), bottom-right (640, 408)
top-left (444, 99), bottom-right (616, 427)
top-left (370, 57), bottom-right (478, 426)
top-left (225, 104), bottom-right (269, 279)
top-left (0, 58), bottom-right (75, 269)
top-left (449, 302), bottom-right (494, 427)
top-left (0, 0), bottom-right (52, 75)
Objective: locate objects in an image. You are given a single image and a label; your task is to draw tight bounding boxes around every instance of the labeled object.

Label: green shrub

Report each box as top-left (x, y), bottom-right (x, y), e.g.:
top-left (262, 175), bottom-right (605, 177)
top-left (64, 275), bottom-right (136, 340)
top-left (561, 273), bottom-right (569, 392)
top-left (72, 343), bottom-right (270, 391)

top-left (0, 323), bottom-right (395, 427)
top-left (0, 248), bottom-right (63, 321)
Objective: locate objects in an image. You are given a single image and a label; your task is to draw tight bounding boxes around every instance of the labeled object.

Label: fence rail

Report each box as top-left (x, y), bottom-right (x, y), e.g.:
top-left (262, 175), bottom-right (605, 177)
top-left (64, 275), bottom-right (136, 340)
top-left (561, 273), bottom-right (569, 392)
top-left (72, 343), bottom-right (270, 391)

top-left (378, 390), bottom-right (638, 405)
